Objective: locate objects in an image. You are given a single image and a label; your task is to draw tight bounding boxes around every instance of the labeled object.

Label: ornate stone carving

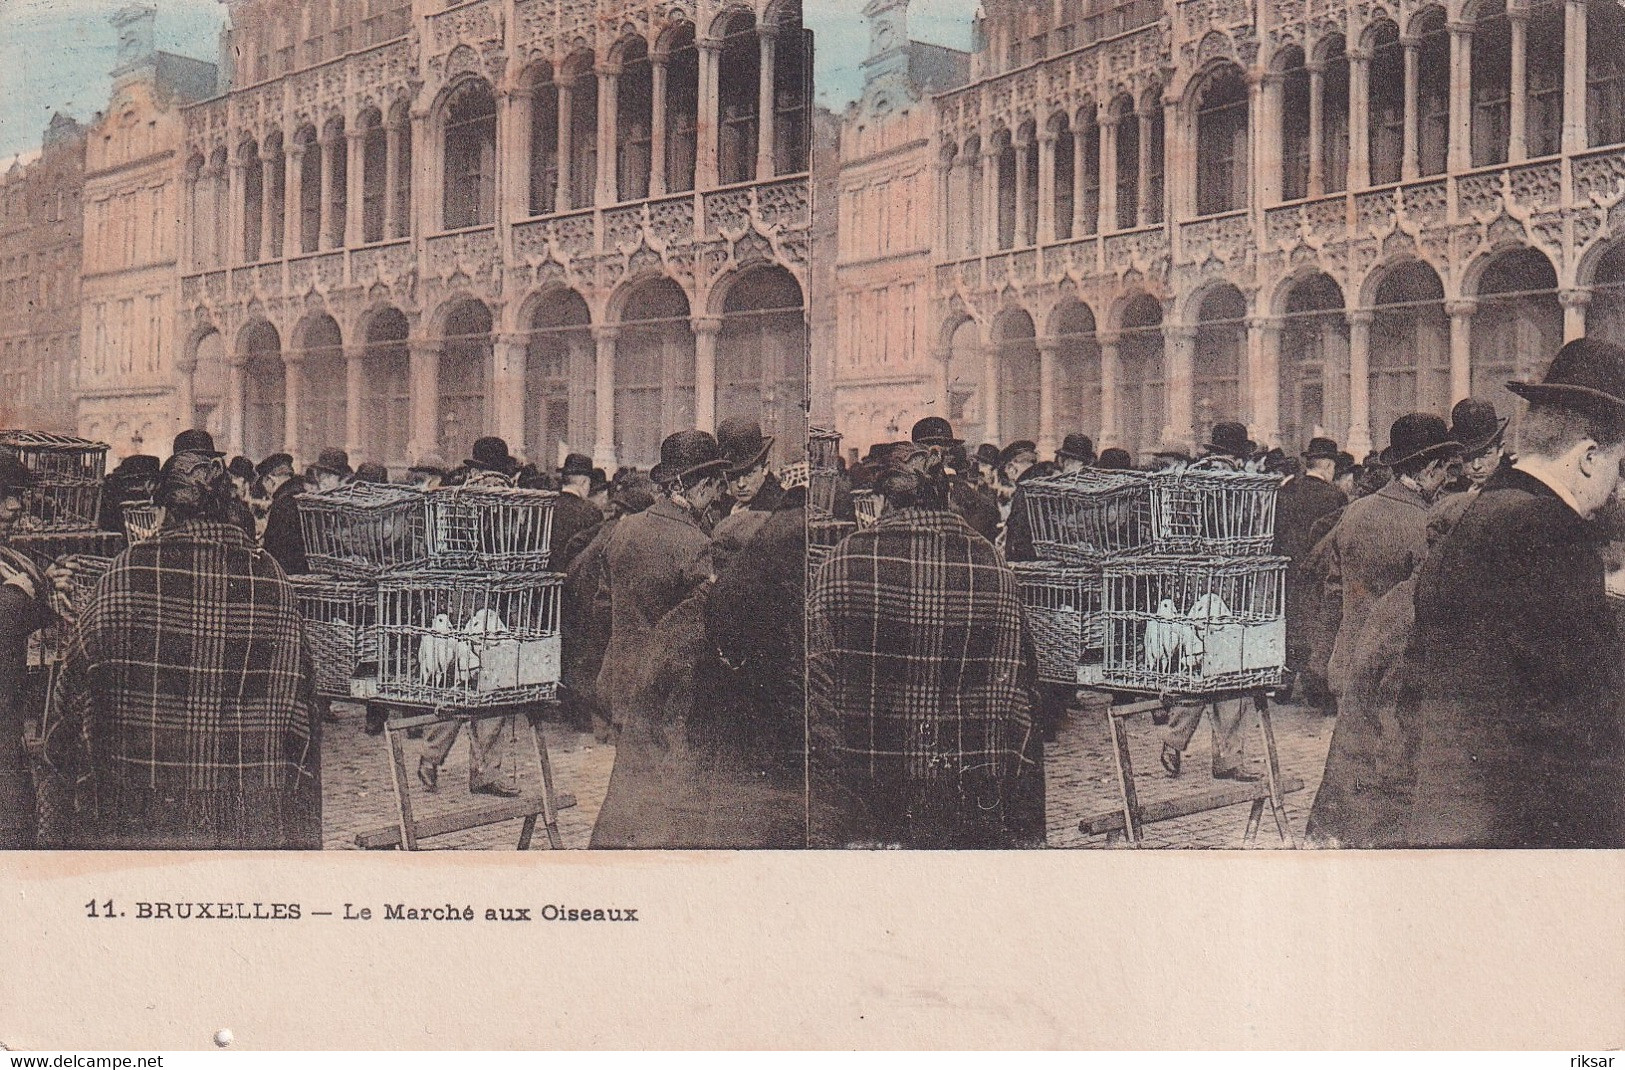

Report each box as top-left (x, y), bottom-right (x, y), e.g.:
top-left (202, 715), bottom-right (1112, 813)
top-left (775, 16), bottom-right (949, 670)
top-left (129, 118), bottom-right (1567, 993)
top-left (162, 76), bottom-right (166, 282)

top-left (1457, 172), bottom-right (1504, 221)
top-left (1355, 189), bottom-right (1397, 236)
top-left (1400, 179), bottom-right (1447, 227)
top-left (1509, 161), bottom-right (1562, 212)
top-left (604, 204), bottom-right (645, 252)
top-left (756, 178), bottom-right (809, 232)
top-left (648, 195), bottom-right (696, 248)
top-left (1574, 153), bottom-right (1625, 204)
top-left (703, 188), bottom-right (754, 237)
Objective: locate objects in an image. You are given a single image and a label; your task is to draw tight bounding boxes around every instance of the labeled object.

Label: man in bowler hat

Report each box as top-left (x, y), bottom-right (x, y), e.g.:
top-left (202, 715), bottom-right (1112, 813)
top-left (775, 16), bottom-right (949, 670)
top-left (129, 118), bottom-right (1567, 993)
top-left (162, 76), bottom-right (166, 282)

top-left (712, 417), bottom-right (785, 553)
top-left (1275, 437), bottom-right (1349, 704)
top-left (1404, 338), bottom-right (1625, 847)
top-left (551, 452), bottom-right (606, 572)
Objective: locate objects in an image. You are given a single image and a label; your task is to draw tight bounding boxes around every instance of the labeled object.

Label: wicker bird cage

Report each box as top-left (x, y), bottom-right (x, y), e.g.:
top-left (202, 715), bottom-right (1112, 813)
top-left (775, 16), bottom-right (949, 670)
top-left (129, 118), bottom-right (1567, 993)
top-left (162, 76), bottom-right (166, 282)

top-left (1099, 555), bottom-right (1288, 696)
top-left (9, 529), bottom-right (125, 571)
top-left (426, 484), bottom-right (558, 571)
top-left (121, 500), bottom-right (164, 543)
top-left (295, 483), bottom-right (428, 578)
top-left (289, 574), bottom-right (379, 699)
top-left (806, 518), bottom-right (856, 586)
top-left (1011, 561), bottom-right (1104, 685)
top-left (807, 427), bottom-right (842, 471)
top-left (0, 431), bottom-right (108, 532)
top-left (851, 490), bottom-right (881, 529)
top-left (375, 570), bottom-right (562, 709)
top-left (62, 554), bottom-right (113, 613)
top-left (1022, 469), bottom-right (1154, 564)
top-left (1148, 466), bottom-right (1281, 556)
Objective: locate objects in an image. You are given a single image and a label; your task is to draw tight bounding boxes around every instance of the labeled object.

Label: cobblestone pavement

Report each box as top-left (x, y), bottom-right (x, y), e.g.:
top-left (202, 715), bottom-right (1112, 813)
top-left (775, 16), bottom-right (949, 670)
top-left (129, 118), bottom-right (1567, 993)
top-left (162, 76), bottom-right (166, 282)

top-left (323, 695), bottom-right (1334, 851)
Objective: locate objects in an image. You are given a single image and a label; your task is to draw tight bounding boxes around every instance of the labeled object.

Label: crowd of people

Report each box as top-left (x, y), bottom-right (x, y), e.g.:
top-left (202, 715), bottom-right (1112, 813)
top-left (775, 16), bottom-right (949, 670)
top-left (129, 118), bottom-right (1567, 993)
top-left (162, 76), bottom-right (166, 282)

top-left (808, 337), bottom-right (1625, 850)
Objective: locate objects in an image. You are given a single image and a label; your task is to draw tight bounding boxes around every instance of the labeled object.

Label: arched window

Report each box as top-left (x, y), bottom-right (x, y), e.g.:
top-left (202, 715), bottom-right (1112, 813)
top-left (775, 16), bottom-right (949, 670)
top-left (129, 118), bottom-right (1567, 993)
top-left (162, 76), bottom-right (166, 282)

top-left (1471, 248), bottom-right (1561, 430)
top-left (298, 314), bottom-right (345, 456)
top-left (1526, 0), bottom-right (1564, 157)
top-left (1118, 295), bottom-right (1165, 456)
top-left (566, 56), bottom-right (599, 210)
top-left (995, 130), bottom-right (1016, 249)
top-left (1369, 23), bottom-right (1404, 185)
top-left (1052, 116), bottom-right (1075, 240)
top-left (1076, 112), bottom-right (1100, 236)
top-left (240, 140), bottom-right (263, 262)
top-left (241, 321), bottom-right (284, 460)
top-left (390, 101), bottom-right (413, 239)
top-left (1053, 302), bottom-right (1102, 435)
top-left (1320, 40), bottom-right (1350, 193)
top-left (1144, 102), bottom-right (1165, 224)
top-left (443, 80), bottom-right (496, 229)
top-left (525, 290), bottom-right (593, 464)
top-left (1369, 262), bottom-right (1449, 443)
top-left (360, 109), bottom-right (387, 243)
top-left (439, 300), bottom-right (493, 458)
top-left (615, 278), bottom-right (695, 467)
top-left (1280, 47), bottom-right (1311, 200)
top-left (1417, 9), bottom-right (1451, 175)
top-left (617, 38), bottom-right (654, 201)
top-left (363, 309), bottom-right (411, 467)
top-left (296, 126), bottom-right (321, 253)
top-left (1114, 99), bottom-right (1139, 229)
top-left (663, 24), bottom-right (700, 193)
top-left (528, 65), bottom-right (560, 215)
top-left (1021, 127), bottom-right (1040, 246)
top-left (263, 133), bottom-right (286, 258)
top-left (324, 118), bottom-right (348, 248)
top-left (1471, 0), bottom-right (1512, 167)
top-left (1195, 65), bottom-right (1248, 215)
top-left (718, 11), bottom-right (761, 185)
top-left (717, 266), bottom-right (806, 463)
top-left (995, 309), bottom-right (1040, 442)
top-left (1589, 0), bottom-right (1625, 147)
top-left (772, 2), bottom-right (810, 174)
top-left (962, 134), bottom-right (984, 254)
top-left (1193, 285), bottom-right (1247, 429)
top-left (1279, 274), bottom-right (1346, 450)
top-left (1589, 242), bottom-right (1625, 344)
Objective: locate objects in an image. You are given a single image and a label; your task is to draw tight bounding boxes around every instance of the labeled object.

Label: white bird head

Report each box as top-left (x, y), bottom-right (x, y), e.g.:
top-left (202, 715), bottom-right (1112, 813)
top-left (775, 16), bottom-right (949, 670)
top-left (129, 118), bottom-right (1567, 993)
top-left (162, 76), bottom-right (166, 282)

top-left (464, 607), bottom-right (507, 636)
top-left (1189, 593), bottom-right (1232, 621)
top-left (1156, 597), bottom-right (1179, 617)
top-left (431, 613), bottom-right (453, 633)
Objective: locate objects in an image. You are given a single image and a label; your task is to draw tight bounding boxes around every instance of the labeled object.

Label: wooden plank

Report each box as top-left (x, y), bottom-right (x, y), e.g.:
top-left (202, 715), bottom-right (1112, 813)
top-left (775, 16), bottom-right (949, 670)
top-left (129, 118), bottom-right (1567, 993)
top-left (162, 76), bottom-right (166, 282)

top-left (1079, 777), bottom-right (1305, 836)
top-left (354, 792), bottom-right (578, 849)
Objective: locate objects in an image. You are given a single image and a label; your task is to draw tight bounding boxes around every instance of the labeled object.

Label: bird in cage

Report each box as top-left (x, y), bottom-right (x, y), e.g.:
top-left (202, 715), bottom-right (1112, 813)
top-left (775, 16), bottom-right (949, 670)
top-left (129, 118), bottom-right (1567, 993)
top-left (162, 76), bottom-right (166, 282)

top-left (419, 612), bottom-right (459, 685)
top-left (1187, 592), bottom-right (1241, 676)
top-left (455, 607), bottom-right (507, 685)
top-left (1143, 597), bottom-right (1187, 674)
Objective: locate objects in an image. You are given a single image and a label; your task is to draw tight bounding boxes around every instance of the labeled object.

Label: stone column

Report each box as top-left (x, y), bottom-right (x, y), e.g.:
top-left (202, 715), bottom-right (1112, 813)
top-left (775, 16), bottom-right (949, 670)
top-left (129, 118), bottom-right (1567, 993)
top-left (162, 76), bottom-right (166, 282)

top-left (756, 24), bottom-right (779, 181)
top-left (174, 356), bottom-right (197, 434)
top-left (1099, 106), bottom-right (1118, 233)
top-left (592, 325), bottom-right (618, 469)
top-left (982, 340), bottom-right (1002, 445)
top-left (408, 339), bottom-right (440, 463)
top-left (1037, 336), bottom-right (1058, 455)
top-left (346, 127), bottom-right (365, 245)
top-left (1260, 73), bottom-right (1284, 204)
top-left (318, 133), bottom-right (336, 248)
top-left (1097, 330), bottom-right (1121, 444)
top-left (1401, 36), bottom-right (1421, 180)
top-left (258, 144), bottom-right (278, 262)
top-left (285, 143), bottom-right (304, 255)
top-left (1036, 132), bottom-right (1056, 244)
top-left (344, 343), bottom-right (365, 456)
top-left (1308, 61), bottom-right (1326, 197)
top-left (692, 315), bottom-right (722, 433)
top-left (1161, 96), bottom-right (1179, 223)
top-left (956, 153), bottom-right (977, 255)
top-left (1013, 133), bottom-right (1031, 245)
top-left (229, 160), bottom-right (247, 263)
top-left (1349, 49), bottom-right (1372, 189)
top-left (982, 144), bottom-right (1000, 252)
top-left (282, 351), bottom-right (305, 461)
top-left (937, 156), bottom-right (954, 252)
top-left (384, 122), bottom-right (401, 238)
top-left (1136, 107), bottom-right (1154, 227)
top-left (492, 332), bottom-right (527, 446)
top-left (555, 77), bottom-right (575, 211)
top-left (1508, 7), bottom-right (1529, 163)
top-left (696, 38), bottom-right (722, 189)
top-left (1072, 119), bottom-right (1090, 235)
top-left (1250, 316), bottom-right (1283, 447)
top-left (502, 87), bottom-right (533, 222)
top-left (182, 173), bottom-right (198, 271)
top-left (1448, 22), bottom-right (1474, 172)
top-left (649, 57), bottom-right (669, 197)
top-left (1560, 287), bottom-right (1592, 341)
top-left (225, 355), bottom-right (247, 457)
top-left (596, 64), bottom-right (620, 205)
top-left (1563, 0), bottom-right (1589, 154)
top-left (1446, 298), bottom-right (1475, 404)
top-left (1164, 324), bottom-right (1196, 449)
top-left (1346, 309), bottom-right (1373, 457)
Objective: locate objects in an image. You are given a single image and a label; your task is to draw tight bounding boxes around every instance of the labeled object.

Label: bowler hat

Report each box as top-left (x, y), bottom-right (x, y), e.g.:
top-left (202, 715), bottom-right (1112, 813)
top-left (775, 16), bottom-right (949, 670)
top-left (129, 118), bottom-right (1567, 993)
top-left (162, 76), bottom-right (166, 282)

top-left (973, 443), bottom-right (1002, 469)
top-left (171, 428), bottom-right (223, 458)
top-left (560, 452), bottom-right (594, 478)
top-left (1302, 437), bottom-right (1340, 462)
top-left (716, 417), bottom-right (774, 474)
top-left (113, 454), bottom-right (162, 480)
top-left (610, 470), bottom-right (657, 513)
top-left (1334, 451), bottom-right (1357, 478)
top-left (466, 436), bottom-right (518, 474)
top-left (999, 439), bottom-right (1038, 469)
top-left (256, 452), bottom-right (295, 480)
top-left (1377, 412), bottom-right (1462, 467)
top-left (354, 462), bottom-right (389, 484)
top-left (1507, 338), bottom-right (1625, 418)
top-left (1448, 398), bottom-right (1509, 455)
top-left (310, 447), bottom-right (353, 478)
top-left (1097, 448), bottom-right (1135, 470)
top-left (654, 430), bottom-right (728, 485)
top-left (1056, 433), bottom-right (1097, 464)
top-left (1204, 422), bottom-right (1257, 459)
top-left (911, 416), bottom-right (963, 447)
top-left (226, 456), bottom-right (256, 482)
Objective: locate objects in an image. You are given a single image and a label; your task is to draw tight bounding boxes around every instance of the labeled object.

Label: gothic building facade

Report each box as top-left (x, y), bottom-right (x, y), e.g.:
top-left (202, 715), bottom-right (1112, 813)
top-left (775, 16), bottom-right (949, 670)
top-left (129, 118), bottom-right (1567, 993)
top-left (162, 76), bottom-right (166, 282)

top-left (927, 0), bottom-right (1625, 460)
top-left (179, 0), bottom-right (812, 473)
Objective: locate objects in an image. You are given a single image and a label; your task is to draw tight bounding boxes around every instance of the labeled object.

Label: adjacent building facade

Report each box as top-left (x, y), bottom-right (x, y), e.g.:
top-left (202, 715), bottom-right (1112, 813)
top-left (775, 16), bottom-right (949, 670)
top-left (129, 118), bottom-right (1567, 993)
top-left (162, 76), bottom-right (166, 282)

top-left (178, 0), bottom-right (812, 473)
top-left (78, 5), bottom-right (219, 459)
top-left (0, 114), bottom-right (87, 435)
top-left (823, 0), bottom-right (1625, 462)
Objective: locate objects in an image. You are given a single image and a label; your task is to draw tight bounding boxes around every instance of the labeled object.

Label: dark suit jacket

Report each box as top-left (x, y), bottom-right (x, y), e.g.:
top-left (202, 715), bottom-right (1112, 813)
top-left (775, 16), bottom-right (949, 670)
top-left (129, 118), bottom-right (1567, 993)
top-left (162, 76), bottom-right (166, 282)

top-left (549, 490), bottom-right (604, 572)
top-left (1275, 474), bottom-right (1348, 562)
top-left (1405, 466), bottom-right (1624, 847)
top-left (261, 477), bottom-right (309, 575)
top-left (1324, 479), bottom-right (1432, 691)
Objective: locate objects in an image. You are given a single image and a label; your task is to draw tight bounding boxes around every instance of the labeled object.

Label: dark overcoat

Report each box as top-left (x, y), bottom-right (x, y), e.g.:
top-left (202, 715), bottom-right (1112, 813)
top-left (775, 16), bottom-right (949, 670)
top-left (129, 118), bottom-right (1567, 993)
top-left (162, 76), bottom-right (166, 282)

top-left (549, 490), bottom-right (605, 572)
top-left (1276, 474), bottom-right (1347, 672)
top-left (1403, 467), bottom-right (1624, 848)
top-left (1324, 480), bottom-right (1433, 694)
top-left (261, 477), bottom-right (309, 575)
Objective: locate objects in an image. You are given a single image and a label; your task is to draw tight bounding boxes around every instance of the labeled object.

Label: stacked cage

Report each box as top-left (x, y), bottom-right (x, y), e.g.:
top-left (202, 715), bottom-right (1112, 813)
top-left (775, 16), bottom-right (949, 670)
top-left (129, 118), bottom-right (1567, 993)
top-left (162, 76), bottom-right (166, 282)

top-left (807, 518), bottom-right (856, 588)
top-left (1017, 463), bottom-right (1286, 693)
top-left (807, 426), bottom-right (842, 520)
top-left (0, 432), bottom-right (107, 533)
top-left (121, 501), bottom-right (164, 543)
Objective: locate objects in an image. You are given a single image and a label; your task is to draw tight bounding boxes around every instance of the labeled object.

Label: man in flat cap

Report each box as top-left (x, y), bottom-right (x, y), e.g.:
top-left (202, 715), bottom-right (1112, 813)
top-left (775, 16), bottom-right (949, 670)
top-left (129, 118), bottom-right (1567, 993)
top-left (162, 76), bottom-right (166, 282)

top-left (1404, 339), bottom-right (1625, 848)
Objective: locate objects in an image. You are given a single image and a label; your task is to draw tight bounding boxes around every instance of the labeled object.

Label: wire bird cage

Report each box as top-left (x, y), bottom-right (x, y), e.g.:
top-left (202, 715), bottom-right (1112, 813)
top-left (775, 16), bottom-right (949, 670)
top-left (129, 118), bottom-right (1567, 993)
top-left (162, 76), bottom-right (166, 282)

top-left (121, 500), bottom-right (164, 543)
top-left (807, 428), bottom-right (842, 519)
top-left (1099, 555), bottom-right (1288, 696)
top-left (0, 432), bottom-right (108, 532)
top-left (426, 484), bottom-right (558, 571)
top-left (375, 571), bottom-right (563, 709)
top-left (807, 427), bottom-right (842, 471)
top-left (289, 574), bottom-right (379, 699)
top-left (295, 483), bottom-right (429, 578)
top-left (9, 529), bottom-right (126, 571)
top-left (851, 490), bottom-right (881, 529)
top-left (1011, 561), bottom-right (1105, 685)
top-left (1149, 466), bottom-right (1281, 556)
top-left (1023, 469), bottom-right (1154, 564)
top-left (777, 460), bottom-right (810, 490)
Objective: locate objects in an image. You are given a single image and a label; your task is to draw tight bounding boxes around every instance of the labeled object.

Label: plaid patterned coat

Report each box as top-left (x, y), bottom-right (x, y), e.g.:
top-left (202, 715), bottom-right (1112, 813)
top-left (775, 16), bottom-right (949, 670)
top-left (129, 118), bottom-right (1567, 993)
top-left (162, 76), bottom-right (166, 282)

top-left (807, 506), bottom-right (1044, 848)
top-left (44, 520), bottom-right (319, 849)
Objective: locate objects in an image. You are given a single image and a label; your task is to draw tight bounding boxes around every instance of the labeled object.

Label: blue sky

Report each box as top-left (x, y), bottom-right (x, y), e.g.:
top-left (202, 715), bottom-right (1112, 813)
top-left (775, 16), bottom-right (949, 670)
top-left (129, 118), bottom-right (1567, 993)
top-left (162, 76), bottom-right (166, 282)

top-left (0, 0), bottom-right (979, 161)
top-left (0, 0), bottom-right (226, 164)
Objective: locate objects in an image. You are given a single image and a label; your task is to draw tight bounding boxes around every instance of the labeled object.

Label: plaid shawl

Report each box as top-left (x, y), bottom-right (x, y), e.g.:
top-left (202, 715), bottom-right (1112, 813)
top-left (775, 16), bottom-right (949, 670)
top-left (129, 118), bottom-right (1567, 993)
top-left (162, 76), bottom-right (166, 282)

top-left (807, 506), bottom-right (1042, 847)
top-left (45, 520), bottom-right (318, 849)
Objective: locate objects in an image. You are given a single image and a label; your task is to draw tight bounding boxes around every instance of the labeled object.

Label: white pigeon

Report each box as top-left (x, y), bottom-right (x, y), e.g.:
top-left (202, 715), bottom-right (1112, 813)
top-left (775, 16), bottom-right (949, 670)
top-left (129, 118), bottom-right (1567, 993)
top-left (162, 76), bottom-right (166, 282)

top-left (455, 607), bottom-right (508, 685)
top-left (1188, 593), bottom-right (1239, 676)
top-left (418, 613), bottom-right (458, 685)
top-left (1143, 597), bottom-right (1183, 673)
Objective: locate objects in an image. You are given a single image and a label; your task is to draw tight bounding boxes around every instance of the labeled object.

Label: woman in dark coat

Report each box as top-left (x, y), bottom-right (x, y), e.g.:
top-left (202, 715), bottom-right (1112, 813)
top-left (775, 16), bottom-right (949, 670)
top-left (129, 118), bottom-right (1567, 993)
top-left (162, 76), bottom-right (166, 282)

top-left (0, 458), bottom-right (57, 848)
